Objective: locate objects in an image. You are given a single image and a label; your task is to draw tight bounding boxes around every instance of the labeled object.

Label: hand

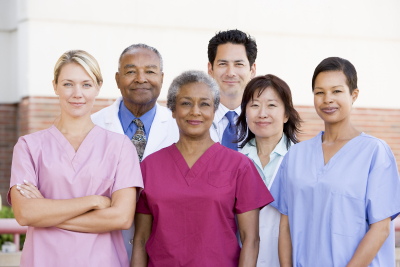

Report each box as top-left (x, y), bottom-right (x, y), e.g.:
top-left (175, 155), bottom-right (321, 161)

top-left (94, 195), bottom-right (111, 210)
top-left (16, 180), bottom-right (44, 199)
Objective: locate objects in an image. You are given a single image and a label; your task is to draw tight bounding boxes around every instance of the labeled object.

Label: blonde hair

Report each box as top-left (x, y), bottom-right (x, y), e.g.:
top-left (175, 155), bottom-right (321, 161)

top-left (54, 50), bottom-right (103, 86)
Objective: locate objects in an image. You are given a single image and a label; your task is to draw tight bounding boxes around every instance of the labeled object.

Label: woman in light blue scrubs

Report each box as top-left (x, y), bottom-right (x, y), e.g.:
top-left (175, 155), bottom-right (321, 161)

top-left (271, 57), bottom-right (400, 266)
top-left (236, 74), bottom-right (302, 267)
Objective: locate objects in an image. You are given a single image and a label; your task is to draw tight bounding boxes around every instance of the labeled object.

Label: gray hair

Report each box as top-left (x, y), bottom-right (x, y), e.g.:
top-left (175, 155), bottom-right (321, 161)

top-left (167, 70), bottom-right (220, 111)
top-left (118, 43), bottom-right (163, 71)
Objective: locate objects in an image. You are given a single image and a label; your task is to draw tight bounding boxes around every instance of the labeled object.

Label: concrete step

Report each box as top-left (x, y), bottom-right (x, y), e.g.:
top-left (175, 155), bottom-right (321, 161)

top-left (0, 252), bottom-right (21, 267)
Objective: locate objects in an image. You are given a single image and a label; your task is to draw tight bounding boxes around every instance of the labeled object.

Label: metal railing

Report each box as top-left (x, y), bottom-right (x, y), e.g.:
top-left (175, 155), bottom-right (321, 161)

top-left (0, 219), bottom-right (27, 252)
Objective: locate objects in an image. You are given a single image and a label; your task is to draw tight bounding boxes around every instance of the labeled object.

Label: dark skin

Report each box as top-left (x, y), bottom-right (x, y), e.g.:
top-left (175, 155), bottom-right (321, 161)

top-left (131, 82), bottom-right (260, 267)
top-left (115, 48), bottom-right (164, 117)
top-left (278, 71), bottom-right (391, 267)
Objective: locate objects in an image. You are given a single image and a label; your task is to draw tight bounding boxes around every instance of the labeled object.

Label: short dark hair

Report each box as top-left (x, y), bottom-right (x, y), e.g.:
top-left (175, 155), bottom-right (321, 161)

top-left (312, 57), bottom-right (357, 94)
top-left (236, 74), bottom-right (302, 150)
top-left (208, 29), bottom-right (257, 69)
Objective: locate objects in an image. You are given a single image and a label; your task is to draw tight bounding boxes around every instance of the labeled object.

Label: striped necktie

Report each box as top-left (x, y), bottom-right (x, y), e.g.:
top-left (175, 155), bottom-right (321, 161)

top-left (131, 119), bottom-right (147, 162)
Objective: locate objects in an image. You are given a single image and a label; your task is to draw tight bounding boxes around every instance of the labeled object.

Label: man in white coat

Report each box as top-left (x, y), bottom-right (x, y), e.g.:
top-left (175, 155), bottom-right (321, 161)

top-left (91, 43), bottom-right (179, 261)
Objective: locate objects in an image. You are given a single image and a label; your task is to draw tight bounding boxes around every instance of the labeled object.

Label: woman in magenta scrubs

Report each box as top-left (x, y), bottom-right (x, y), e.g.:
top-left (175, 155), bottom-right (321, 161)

top-left (9, 50), bottom-right (143, 267)
top-left (131, 70), bottom-right (273, 267)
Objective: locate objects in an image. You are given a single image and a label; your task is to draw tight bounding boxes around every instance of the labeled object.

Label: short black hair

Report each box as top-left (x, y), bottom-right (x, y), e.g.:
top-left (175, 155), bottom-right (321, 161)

top-left (208, 29), bottom-right (257, 69)
top-left (312, 57), bottom-right (358, 94)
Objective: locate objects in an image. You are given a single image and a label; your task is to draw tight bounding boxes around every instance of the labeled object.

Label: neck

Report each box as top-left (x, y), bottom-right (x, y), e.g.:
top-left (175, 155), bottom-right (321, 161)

top-left (219, 94), bottom-right (242, 110)
top-left (124, 98), bottom-right (156, 118)
top-left (56, 112), bottom-right (94, 136)
top-left (176, 132), bottom-right (214, 154)
top-left (323, 116), bottom-right (360, 142)
top-left (255, 131), bottom-right (283, 156)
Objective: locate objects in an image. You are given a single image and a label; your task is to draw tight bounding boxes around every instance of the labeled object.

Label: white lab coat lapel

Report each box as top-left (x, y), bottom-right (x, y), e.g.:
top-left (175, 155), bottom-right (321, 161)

top-left (142, 103), bottom-right (168, 159)
top-left (104, 97), bottom-right (124, 135)
top-left (257, 156), bottom-right (284, 267)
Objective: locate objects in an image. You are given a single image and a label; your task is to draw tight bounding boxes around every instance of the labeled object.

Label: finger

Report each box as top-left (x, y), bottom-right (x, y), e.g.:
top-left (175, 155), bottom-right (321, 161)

top-left (22, 181), bottom-right (43, 198)
top-left (19, 190), bottom-right (32, 199)
top-left (18, 184), bottom-right (40, 199)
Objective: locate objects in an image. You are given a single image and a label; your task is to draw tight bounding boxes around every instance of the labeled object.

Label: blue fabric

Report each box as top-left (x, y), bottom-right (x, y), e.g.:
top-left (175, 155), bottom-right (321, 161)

top-left (270, 131), bottom-right (400, 266)
top-left (221, 111), bottom-right (238, 151)
top-left (241, 135), bottom-right (288, 187)
top-left (118, 100), bottom-right (157, 140)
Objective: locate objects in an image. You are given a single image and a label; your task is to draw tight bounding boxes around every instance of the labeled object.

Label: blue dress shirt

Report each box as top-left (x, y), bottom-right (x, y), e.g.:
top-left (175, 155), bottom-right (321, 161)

top-left (118, 100), bottom-right (157, 140)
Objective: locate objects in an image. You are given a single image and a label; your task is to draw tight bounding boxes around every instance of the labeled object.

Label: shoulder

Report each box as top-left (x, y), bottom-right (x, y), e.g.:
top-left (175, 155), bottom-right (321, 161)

top-left (18, 127), bottom-right (53, 145)
top-left (96, 126), bottom-right (129, 144)
top-left (358, 133), bottom-right (396, 163)
top-left (285, 133), bottom-right (320, 155)
top-left (141, 144), bottom-right (174, 167)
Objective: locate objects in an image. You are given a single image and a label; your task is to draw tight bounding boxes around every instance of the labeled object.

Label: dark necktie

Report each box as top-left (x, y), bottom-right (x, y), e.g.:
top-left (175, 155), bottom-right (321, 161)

top-left (221, 111), bottom-right (238, 151)
top-left (131, 119), bottom-right (147, 162)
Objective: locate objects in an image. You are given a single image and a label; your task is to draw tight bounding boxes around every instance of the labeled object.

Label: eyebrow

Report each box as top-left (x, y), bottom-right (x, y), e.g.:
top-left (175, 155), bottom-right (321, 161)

top-left (314, 85), bottom-right (345, 89)
top-left (181, 96), bottom-right (211, 100)
top-left (216, 59), bottom-right (246, 63)
top-left (60, 79), bottom-right (92, 83)
top-left (124, 64), bottom-right (159, 69)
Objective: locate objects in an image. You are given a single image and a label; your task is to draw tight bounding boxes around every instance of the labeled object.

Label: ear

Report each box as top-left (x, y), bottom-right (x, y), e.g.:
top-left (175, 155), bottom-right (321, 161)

top-left (115, 72), bottom-right (120, 89)
top-left (53, 80), bottom-right (59, 96)
top-left (172, 109), bottom-right (176, 119)
top-left (351, 88), bottom-right (359, 104)
top-left (284, 113), bottom-right (289, 124)
top-left (250, 63), bottom-right (256, 79)
top-left (161, 72), bottom-right (164, 85)
top-left (207, 62), bottom-right (213, 76)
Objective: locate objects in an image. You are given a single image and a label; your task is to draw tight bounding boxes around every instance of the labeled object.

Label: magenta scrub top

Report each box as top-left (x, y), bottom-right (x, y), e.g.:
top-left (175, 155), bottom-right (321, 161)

top-left (136, 143), bottom-right (273, 267)
top-left (8, 125), bottom-right (143, 267)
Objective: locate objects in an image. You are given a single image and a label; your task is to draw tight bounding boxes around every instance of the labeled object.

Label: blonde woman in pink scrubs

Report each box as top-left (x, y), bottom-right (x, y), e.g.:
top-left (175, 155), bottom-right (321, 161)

top-left (8, 50), bottom-right (143, 267)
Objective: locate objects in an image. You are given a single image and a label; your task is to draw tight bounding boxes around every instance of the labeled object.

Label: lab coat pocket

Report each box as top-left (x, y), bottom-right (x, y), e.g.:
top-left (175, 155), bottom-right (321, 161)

top-left (330, 192), bottom-right (365, 237)
top-left (207, 171), bottom-right (233, 188)
top-left (92, 177), bottom-right (115, 197)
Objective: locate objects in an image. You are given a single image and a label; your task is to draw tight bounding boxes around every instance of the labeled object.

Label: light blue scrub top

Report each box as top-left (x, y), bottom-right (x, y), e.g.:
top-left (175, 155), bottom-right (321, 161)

top-left (241, 134), bottom-right (289, 187)
top-left (270, 131), bottom-right (400, 266)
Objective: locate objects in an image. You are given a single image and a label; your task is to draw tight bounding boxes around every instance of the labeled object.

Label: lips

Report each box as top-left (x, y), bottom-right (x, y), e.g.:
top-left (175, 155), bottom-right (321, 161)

top-left (69, 102), bottom-right (85, 108)
top-left (321, 107), bottom-right (338, 114)
top-left (187, 120), bottom-right (202, 125)
top-left (255, 122), bottom-right (272, 126)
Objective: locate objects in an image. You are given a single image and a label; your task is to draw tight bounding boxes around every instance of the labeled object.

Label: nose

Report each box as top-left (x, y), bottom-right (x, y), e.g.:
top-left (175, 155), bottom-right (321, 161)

top-left (190, 103), bottom-right (201, 116)
top-left (225, 64), bottom-right (236, 78)
top-left (323, 93), bottom-right (334, 104)
top-left (258, 105), bottom-right (269, 118)
top-left (72, 86), bottom-right (83, 98)
top-left (135, 71), bottom-right (147, 84)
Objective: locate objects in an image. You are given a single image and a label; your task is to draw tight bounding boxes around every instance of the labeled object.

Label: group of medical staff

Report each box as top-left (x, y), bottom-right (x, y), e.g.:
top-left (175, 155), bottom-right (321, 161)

top-left (7, 29), bottom-right (400, 267)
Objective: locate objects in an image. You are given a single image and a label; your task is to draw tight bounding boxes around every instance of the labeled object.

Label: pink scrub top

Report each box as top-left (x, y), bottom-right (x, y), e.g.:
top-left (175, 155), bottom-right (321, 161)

top-left (136, 143), bottom-right (273, 267)
top-left (8, 125), bottom-right (143, 267)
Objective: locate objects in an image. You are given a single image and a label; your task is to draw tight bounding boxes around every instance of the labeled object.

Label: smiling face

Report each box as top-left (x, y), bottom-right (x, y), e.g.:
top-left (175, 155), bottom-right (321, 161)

top-left (208, 43), bottom-right (256, 100)
top-left (53, 63), bottom-right (100, 118)
top-left (313, 71), bottom-right (359, 124)
top-left (116, 48), bottom-right (164, 109)
top-left (246, 87), bottom-right (288, 140)
top-left (172, 82), bottom-right (215, 139)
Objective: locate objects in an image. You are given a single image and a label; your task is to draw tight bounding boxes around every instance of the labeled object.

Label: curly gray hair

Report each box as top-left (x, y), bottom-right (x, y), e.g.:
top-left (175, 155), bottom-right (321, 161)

top-left (167, 70), bottom-right (220, 111)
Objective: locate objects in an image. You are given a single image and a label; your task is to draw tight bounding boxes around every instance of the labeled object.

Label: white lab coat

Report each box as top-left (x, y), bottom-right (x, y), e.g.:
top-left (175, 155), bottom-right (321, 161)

top-left (91, 96), bottom-right (180, 261)
top-left (257, 157), bottom-right (284, 267)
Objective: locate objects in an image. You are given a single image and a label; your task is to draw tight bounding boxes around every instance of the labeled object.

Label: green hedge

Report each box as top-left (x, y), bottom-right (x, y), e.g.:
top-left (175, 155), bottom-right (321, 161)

top-left (0, 206), bottom-right (26, 250)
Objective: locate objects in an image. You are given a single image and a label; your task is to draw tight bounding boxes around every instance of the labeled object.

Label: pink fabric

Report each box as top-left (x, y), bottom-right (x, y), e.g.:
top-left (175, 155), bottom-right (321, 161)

top-left (8, 125), bottom-right (143, 267)
top-left (136, 143), bottom-right (273, 267)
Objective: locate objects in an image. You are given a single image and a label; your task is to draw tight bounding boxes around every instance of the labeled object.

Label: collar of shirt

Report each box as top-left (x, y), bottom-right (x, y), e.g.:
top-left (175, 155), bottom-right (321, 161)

top-left (214, 103), bottom-right (241, 125)
top-left (118, 100), bottom-right (157, 139)
top-left (241, 134), bottom-right (289, 186)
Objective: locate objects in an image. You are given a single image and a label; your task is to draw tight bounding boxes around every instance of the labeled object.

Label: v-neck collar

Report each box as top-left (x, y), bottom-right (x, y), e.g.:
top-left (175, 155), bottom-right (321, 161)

top-left (168, 142), bottom-right (222, 186)
top-left (48, 125), bottom-right (102, 171)
top-left (314, 131), bottom-right (364, 176)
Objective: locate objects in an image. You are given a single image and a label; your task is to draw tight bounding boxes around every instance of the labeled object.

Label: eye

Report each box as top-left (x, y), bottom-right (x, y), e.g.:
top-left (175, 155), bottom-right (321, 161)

top-left (201, 102), bottom-right (211, 107)
top-left (333, 90), bottom-right (342, 93)
top-left (250, 104), bottom-right (259, 107)
top-left (218, 62), bottom-right (227, 66)
top-left (63, 83), bottom-right (72, 87)
top-left (181, 101), bottom-right (191, 106)
top-left (269, 104), bottom-right (276, 107)
top-left (126, 70), bottom-right (135, 74)
top-left (146, 71), bottom-right (155, 74)
top-left (315, 91), bottom-right (323, 95)
top-left (236, 63), bottom-right (244, 66)
top-left (83, 83), bottom-right (92, 88)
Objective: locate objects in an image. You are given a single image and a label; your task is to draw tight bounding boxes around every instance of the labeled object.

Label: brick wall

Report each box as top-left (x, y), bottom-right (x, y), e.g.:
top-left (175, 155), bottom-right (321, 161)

top-left (0, 104), bottom-right (18, 206)
top-left (0, 97), bottom-right (399, 206)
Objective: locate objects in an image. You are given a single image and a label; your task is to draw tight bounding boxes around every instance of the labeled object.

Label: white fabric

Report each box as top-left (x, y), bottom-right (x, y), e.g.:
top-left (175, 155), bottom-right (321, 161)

top-left (257, 156), bottom-right (284, 267)
top-left (91, 96), bottom-right (180, 261)
top-left (210, 103), bottom-right (241, 150)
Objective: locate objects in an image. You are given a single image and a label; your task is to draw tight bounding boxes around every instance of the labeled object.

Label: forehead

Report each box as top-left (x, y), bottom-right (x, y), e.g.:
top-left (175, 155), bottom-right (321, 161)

top-left (178, 82), bottom-right (213, 98)
top-left (215, 43), bottom-right (249, 62)
top-left (253, 86), bottom-right (282, 102)
top-left (120, 48), bottom-right (160, 68)
top-left (59, 63), bottom-right (92, 80)
top-left (314, 71), bottom-right (348, 88)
